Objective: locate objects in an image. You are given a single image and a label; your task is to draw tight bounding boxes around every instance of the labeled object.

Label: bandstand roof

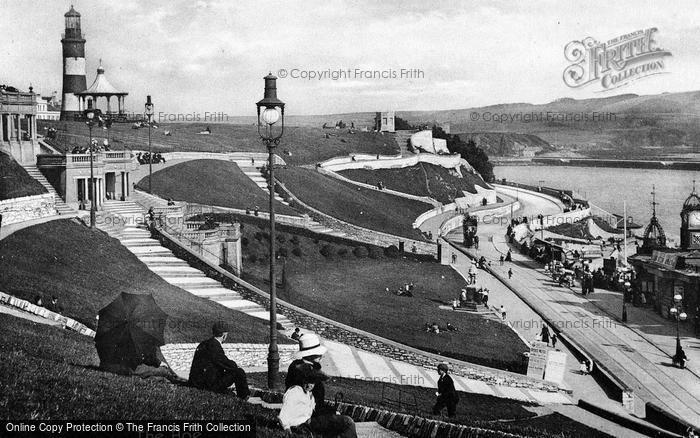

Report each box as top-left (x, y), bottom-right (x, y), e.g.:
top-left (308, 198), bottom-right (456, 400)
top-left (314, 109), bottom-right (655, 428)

top-left (78, 62), bottom-right (127, 96)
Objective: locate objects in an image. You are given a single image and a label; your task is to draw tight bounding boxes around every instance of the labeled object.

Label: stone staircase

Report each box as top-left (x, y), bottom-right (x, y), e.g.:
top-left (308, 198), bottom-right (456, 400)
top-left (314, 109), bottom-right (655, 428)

top-left (393, 130), bottom-right (416, 155)
top-left (237, 167), bottom-right (346, 237)
top-left (21, 164), bottom-right (76, 216)
top-left (95, 201), bottom-right (293, 330)
top-left (238, 165), bottom-right (290, 206)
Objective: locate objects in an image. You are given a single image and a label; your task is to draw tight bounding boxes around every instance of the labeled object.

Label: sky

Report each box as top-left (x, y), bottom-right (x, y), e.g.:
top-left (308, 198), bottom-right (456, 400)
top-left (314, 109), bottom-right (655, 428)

top-left (1, 0), bottom-right (699, 116)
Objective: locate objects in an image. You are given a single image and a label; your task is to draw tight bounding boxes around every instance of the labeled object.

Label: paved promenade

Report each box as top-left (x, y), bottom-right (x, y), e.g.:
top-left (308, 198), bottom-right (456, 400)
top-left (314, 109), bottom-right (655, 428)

top-left (447, 187), bottom-right (700, 427)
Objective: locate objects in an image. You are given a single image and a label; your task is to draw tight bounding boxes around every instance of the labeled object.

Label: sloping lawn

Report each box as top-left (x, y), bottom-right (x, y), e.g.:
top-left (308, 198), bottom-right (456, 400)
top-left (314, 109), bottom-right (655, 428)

top-left (0, 316), bottom-right (285, 436)
top-left (277, 167), bottom-right (432, 241)
top-left (340, 163), bottom-right (491, 204)
top-left (0, 219), bottom-right (291, 344)
top-left (136, 159), bottom-right (299, 215)
top-left (0, 151), bottom-right (47, 200)
top-left (39, 121), bottom-right (398, 166)
top-left (231, 219), bottom-right (528, 372)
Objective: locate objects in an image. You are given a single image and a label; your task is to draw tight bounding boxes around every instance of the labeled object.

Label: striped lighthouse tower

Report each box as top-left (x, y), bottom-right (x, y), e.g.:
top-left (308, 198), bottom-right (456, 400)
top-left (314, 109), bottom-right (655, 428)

top-left (60, 5), bottom-right (87, 121)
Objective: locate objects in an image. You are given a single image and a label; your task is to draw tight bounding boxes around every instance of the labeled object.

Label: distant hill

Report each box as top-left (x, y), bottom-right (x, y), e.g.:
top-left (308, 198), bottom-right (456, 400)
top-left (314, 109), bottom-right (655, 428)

top-left (458, 133), bottom-right (555, 157)
top-left (285, 90), bottom-right (700, 158)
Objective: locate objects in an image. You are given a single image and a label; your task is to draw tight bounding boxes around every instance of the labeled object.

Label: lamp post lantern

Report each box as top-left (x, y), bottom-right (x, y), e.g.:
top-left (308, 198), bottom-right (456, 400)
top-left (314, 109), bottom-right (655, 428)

top-left (145, 95), bottom-right (154, 193)
top-left (84, 101), bottom-right (97, 228)
top-left (256, 73), bottom-right (285, 390)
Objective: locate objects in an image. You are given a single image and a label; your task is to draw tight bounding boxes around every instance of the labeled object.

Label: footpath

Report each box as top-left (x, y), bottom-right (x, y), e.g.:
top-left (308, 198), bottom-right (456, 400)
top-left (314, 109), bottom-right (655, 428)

top-left (446, 187), bottom-right (700, 428)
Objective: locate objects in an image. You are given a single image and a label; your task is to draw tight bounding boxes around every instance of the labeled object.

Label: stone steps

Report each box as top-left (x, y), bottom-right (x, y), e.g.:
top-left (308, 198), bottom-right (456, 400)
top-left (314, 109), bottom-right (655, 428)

top-left (22, 165), bottom-right (76, 215)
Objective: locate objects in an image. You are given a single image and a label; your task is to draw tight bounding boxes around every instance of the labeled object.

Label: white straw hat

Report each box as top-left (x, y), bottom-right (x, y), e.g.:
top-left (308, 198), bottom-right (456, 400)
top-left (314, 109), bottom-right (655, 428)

top-left (295, 333), bottom-right (327, 358)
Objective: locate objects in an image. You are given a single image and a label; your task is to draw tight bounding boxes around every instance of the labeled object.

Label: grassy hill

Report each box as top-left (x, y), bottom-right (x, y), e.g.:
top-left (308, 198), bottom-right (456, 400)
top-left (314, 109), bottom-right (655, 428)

top-left (339, 163), bottom-right (491, 204)
top-left (0, 151), bottom-right (47, 200)
top-left (276, 167), bottom-right (432, 241)
top-left (39, 121), bottom-right (398, 166)
top-left (0, 316), bottom-right (286, 435)
top-left (0, 219), bottom-right (289, 344)
top-left (136, 159), bottom-right (299, 215)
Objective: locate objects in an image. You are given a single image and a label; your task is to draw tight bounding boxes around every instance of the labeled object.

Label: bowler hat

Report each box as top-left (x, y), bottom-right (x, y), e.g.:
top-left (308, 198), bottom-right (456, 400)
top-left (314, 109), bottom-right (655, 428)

top-left (212, 321), bottom-right (230, 336)
top-left (296, 333), bottom-right (327, 359)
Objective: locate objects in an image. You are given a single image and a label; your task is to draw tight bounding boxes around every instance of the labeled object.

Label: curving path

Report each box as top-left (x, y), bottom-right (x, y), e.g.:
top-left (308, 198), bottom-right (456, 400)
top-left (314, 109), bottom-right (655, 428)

top-left (447, 186), bottom-right (700, 427)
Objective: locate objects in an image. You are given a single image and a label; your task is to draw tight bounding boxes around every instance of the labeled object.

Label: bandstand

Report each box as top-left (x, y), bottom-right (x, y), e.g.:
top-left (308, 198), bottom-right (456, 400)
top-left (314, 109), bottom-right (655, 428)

top-left (76, 61), bottom-right (128, 119)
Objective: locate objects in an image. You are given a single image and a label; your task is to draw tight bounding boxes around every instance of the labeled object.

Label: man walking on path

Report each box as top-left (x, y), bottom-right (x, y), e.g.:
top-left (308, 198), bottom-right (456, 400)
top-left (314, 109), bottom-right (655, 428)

top-left (508, 268), bottom-right (513, 279)
top-left (432, 363), bottom-right (459, 418)
top-left (500, 305), bottom-right (507, 321)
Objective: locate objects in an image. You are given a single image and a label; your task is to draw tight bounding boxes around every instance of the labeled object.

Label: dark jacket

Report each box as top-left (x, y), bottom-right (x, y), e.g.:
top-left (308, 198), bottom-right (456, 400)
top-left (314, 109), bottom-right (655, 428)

top-left (437, 373), bottom-right (458, 402)
top-left (189, 337), bottom-right (240, 390)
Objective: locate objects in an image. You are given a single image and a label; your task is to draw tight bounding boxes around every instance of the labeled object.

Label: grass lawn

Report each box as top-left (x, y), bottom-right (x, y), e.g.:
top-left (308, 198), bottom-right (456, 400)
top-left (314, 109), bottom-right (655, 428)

top-left (0, 151), bottom-right (47, 200)
top-left (277, 167), bottom-right (433, 241)
top-left (231, 219), bottom-right (528, 371)
top-left (0, 316), bottom-right (286, 436)
top-left (0, 219), bottom-right (292, 344)
top-left (136, 159), bottom-right (299, 215)
top-left (339, 163), bottom-right (491, 204)
top-left (39, 121), bottom-right (398, 166)
top-left (247, 373), bottom-right (611, 438)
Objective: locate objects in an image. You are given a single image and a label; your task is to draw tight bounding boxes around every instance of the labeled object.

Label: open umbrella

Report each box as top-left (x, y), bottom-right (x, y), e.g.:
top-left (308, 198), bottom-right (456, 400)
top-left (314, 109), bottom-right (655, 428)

top-left (95, 293), bottom-right (168, 372)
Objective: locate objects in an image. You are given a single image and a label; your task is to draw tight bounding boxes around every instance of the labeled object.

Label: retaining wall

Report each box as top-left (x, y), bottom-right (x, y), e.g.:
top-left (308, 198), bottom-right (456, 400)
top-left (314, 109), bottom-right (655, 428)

top-left (0, 193), bottom-right (56, 226)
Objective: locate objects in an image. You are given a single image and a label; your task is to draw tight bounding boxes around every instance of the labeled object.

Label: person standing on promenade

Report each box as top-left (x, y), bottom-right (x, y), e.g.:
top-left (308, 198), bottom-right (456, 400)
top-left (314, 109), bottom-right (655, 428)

top-left (508, 268), bottom-right (513, 279)
top-left (551, 332), bottom-right (558, 349)
top-left (500, 305), bottom-right (507, 321)
top-left (540, 325), bottom-right (550, 345)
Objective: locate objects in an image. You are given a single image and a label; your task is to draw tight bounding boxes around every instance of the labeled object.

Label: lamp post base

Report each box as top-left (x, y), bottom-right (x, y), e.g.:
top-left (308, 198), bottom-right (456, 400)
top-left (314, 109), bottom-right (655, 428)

top-left (267, 350), bottom-right (280, 389)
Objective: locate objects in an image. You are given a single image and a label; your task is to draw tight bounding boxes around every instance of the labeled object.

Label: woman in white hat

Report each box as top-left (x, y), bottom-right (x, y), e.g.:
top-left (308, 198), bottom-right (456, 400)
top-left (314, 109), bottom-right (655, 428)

top-left (285, 333), bottom-right (332, 415)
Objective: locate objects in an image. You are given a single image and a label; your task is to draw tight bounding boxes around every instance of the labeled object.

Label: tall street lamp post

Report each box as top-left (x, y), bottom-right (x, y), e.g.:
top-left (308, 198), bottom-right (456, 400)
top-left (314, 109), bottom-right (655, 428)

top-left (669, 294), bottom-right (687, 360)
top-left (84, 102), bottom-right (96, 228)
top-left (145, 95), bottom-right (154, 193)
top-left (256, 73), bottom-right (285, 390)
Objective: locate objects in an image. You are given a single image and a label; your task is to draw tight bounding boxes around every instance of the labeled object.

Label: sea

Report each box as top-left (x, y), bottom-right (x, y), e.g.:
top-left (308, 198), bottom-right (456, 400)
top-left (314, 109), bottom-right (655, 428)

top-left (493, 165), bottom-right (698, 246)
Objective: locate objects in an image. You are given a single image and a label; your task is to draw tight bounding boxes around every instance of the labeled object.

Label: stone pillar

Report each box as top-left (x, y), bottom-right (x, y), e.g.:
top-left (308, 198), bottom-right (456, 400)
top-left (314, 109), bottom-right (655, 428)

top-left (106, 96), bottom-right (111, 114)
top-left (223, 225), bottom-right (242, 276)
top-left (0, 114), bottom-right (4, 142)
top-left (16, 114), bottom-right (21, 141)
top-left (8, 114), bottom-right (15, 140)
top-left (32, 115), bottom-right (37, 140)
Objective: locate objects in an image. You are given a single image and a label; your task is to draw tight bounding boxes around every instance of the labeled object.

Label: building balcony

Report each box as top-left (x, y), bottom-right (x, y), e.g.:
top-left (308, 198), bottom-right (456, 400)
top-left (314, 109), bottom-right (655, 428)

top-left (0, 91), bottom-right (37, 114)
top-left (37, 152), bottom-right (137, 170)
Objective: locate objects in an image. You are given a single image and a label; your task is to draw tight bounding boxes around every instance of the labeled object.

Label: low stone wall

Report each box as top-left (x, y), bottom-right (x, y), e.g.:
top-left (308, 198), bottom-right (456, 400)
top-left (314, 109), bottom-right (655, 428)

top-left (438, 201), bottom-right (521, 237)
top-left (159, 151), bottom-right (285, 166)
top-left (0, 291), bottom-right (95, 337)
top-left (319, 152), bottom-right (463, 172)
top-left (162, 343), bottom-right (297, 376)
top-left (0, 193), bottom-right (56, 226)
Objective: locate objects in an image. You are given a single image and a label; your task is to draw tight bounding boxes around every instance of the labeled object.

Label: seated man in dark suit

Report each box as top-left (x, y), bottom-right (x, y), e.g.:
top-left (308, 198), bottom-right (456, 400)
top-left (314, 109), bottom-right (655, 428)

top-left (188, 321), bottom-right (250, 399)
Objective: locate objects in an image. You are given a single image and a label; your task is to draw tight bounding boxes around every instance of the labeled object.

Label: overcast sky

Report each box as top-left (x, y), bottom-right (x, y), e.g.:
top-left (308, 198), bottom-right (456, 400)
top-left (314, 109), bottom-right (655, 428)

top-left (2, 0), bottom-right (698, 116)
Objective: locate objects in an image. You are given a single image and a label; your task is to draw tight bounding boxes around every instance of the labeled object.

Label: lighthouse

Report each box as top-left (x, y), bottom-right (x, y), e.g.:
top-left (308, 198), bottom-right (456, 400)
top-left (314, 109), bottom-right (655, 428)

top-left (60, 5), bottom-right (87, 121)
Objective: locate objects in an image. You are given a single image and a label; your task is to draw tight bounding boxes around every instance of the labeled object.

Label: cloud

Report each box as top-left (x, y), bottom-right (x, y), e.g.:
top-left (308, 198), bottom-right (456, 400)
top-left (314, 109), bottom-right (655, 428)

top-left (1, 0), bottom-right (699, 116)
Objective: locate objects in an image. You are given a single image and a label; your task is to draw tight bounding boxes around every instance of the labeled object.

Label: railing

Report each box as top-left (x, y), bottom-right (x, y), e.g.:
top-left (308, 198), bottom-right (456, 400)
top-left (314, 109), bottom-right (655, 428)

top-left (36, 154), bottom-right (67, 167)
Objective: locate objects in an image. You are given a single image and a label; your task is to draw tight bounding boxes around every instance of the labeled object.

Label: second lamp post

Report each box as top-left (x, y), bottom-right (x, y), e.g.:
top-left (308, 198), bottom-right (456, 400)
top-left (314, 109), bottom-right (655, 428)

top-left (256, 73), bottom-right (285, 389)
top-left (145, 95), bottom-right (154, 193)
